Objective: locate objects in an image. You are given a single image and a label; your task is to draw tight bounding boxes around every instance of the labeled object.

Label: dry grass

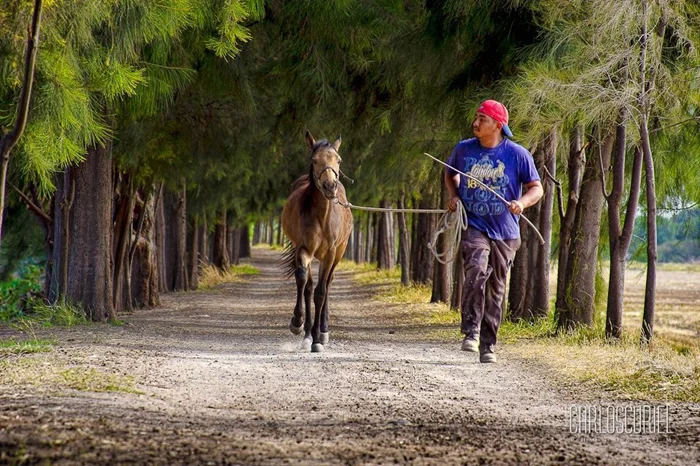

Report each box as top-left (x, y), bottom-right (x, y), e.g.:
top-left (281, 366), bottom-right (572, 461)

top-left (0, 357), bottom-right (142, 394)
top-left (0, 338), bottom-right (54, 356)
top-left (198, 263), bottom-right (260, 290)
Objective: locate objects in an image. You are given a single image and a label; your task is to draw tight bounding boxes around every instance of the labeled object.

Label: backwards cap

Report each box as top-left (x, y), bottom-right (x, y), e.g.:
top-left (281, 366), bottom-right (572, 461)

top-left (477, 100), bottom-right (513, 137)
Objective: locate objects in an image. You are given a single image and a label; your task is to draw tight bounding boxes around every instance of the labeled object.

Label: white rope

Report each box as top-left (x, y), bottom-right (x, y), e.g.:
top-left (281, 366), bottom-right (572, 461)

top-left (336, 199), bottom-right (468, 265)
top-left (427, 202), bottom-right (468, 265)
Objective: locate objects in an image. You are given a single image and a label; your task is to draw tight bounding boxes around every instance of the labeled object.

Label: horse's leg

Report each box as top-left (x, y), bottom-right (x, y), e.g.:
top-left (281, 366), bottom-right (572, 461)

top-left (311, 252), bottom-right (335, 353)
top-left (301, 265), bottom-right (314, 350)
top-left (319, 265), bottom-right (336, 345)
top-left (290, 247), bottom-right (312, 335)
top-left (320, 246), bottom-right (346, 345)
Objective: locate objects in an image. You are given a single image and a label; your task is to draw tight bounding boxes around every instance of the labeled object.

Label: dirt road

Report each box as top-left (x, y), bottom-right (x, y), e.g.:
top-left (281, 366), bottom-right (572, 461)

top-left (1, 248), bottom-right (698, 465)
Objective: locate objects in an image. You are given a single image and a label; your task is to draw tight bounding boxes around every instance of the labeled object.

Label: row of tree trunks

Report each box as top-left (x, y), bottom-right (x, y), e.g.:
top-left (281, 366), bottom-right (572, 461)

top-left (507, 131), bottom-right (557, 320)
top-left (558, 129), bottom-right (615, 329)
top-left (41, 140), bottom-right (261, 321)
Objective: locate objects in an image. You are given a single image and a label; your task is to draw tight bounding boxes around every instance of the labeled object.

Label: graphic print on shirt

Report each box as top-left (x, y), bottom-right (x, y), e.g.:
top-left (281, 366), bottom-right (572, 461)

top-left (462, 154), bottom-right (509, 217)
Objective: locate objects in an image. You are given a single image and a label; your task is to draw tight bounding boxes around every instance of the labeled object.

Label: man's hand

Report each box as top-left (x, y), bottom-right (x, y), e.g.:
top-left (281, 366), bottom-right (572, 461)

top-left (447, 195), bottom-right (460, 212)
top-left (508, 200), bottom-right (524, 215)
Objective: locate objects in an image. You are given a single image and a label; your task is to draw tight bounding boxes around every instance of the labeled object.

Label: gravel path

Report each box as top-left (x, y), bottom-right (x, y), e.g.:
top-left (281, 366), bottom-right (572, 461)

top-left (1, 247), bottom-right (698, 465)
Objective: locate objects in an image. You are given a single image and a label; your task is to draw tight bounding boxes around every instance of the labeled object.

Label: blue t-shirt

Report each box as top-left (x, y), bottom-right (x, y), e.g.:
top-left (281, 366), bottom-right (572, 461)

top-left (446, 138), bottom-right (540, 240)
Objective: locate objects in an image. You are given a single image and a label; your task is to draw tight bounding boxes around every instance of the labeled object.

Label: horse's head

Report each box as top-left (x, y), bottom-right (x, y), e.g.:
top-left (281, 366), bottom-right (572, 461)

top-left (305, 130), bottom-right (342, 200)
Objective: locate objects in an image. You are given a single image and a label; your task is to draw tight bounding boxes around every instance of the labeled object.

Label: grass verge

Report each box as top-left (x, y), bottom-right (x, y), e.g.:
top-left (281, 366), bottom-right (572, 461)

top-left (343, 263), bottom-right (700, 402)
top-left (0, 338), bottom-right (55, 356)
top-left (0, 357), bottom-right (143, 394)
top-left (198, 263), bottom-right (261, 290)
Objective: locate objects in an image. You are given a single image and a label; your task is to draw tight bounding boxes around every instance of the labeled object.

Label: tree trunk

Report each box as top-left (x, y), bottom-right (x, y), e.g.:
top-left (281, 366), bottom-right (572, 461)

top-left (377, 199), bottom-right (394, 269)
top-left (132, 189), bottom-right (159, 308)
top-left (49, 167), bottom-right (75, 303)
top-left (344, 223), bottom-right (355, 260)
top-left (230, 227), bottom-right (242, 265)
top-left (200, 214), bottom-right (209, 266)
top-left (112, 175), bottom-right (136, 311)
top-left (64, 143), bottom-right (115, 321)
top-left (508, 216), bottom-right (530, 320)
top-left (253, 221), bottom-right (261, 245)
top-left (641, 116), bottom-right (657, 344)
top-left (155, 187), bottom-right (168, 293)
top-left (450, 240), bottom-right (464, 310)
top-left (353, 218), bottom-right (363, 263)
top-left (165, 185), bottom-right (188, 292)
top-left (558, 130), bottom-right (615, 330)
top-left (213, 210), bottom-right (229, 271)
top-left (555, 125), bottom-right (585, 322)
top-left (606, 117), bottom-right (636, 339)
top-left (364, 213), bottom-right (371, 263)
top-left (431, 185), bottom-right (452, 303)
top-left (239, 225), bottom-right (250, 259)
top-left (411, 197), bottom-right (436, 284)
top-left (397, 194), bottom-right (411, 286)
top-left (189, 215), bottom-right (199, 291)
top-left (531, 131), bottom-right (558, 318)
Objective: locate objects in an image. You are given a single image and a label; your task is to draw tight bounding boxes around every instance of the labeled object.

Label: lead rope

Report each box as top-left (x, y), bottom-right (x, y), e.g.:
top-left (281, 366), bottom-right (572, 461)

top-left (334, 198), bottom-right (468, 264)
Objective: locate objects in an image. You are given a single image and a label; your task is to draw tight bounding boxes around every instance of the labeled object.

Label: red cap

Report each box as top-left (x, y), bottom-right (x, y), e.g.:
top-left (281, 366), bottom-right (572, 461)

top-left (477, 100), bottom-right (513, 137)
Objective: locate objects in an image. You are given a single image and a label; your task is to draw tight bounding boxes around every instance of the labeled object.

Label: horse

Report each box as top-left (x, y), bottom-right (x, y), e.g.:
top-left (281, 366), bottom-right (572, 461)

top-left (281, 130), bottom-right (353, 352)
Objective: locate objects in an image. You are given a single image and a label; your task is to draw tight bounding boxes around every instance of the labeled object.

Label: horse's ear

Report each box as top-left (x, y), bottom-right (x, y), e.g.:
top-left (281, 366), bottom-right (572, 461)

top-left (332, 135), bottom-right (342, 152)
top-left (305, 130), bottom-right (315, 150)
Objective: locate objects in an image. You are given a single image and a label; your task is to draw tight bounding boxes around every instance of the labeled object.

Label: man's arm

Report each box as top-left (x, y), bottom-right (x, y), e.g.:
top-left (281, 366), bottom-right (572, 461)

top-left (445, 171), bottom-right (461, 212)
top-left (508, 180), bottom-right (543, 215)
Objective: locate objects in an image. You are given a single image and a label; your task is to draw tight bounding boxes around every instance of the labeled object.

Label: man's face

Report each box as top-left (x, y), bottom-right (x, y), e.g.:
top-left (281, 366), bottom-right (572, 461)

top-left (472, 111), bottom-right (501, 138)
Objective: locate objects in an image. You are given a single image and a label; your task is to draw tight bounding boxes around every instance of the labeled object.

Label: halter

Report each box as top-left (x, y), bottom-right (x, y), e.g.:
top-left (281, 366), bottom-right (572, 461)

top-left (312, 165), bottom-right (339, 194)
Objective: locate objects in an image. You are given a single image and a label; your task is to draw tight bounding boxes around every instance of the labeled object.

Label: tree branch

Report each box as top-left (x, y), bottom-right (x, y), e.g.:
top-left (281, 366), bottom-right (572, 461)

top-left (9, 182), bottom-right (51, 225)
top-left (542, 165), bottom-right (565, 220)
top-left (5, 0), bottom-right (43, 153)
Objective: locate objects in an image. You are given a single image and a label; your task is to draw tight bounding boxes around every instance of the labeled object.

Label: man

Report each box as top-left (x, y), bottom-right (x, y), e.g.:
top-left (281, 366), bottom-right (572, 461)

top-left (445, 99), bottom-right (543, 363)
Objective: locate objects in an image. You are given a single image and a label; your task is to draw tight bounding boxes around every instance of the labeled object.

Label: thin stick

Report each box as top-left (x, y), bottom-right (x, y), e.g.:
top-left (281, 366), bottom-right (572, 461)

top-left (424, 152), bottom-right (545, 245)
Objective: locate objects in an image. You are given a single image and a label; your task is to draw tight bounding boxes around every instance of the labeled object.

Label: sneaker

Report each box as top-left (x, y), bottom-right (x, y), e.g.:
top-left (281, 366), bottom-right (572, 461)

top-left (479, 345), bottom-right (497, 363)
top-left (461, 336), bottom-right (479, 353)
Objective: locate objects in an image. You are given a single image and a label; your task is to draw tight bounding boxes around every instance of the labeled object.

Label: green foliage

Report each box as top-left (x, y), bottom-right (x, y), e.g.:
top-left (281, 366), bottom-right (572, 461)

top-left (0, 264), bottom-right (42, 321)
top-left (28, 299), bottom-right (88, 327)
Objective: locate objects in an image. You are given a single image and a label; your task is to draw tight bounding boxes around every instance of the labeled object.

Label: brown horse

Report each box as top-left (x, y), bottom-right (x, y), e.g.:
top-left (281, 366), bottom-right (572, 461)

top-left (281, 130), bottom-right (353, 352)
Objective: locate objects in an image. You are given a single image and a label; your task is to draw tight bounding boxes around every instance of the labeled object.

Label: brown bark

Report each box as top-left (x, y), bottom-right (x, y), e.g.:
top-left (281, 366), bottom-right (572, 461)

top-left (65, 143), bottom-right (115, 321)
top-left (155, 186), bottom-right (168, 293)
top-left (239, 225), bottom-right (250, 259)
top-left (507, 215), bottom-right (530, 319)
top-left (411, 197), bottom-right (437, 284)
top-left (397, 194), bottom-right (411, 286)
top-left (230, 226), bottom-right (242, 266)
top-left (352, 218), bottom-right (363, 263)
top-left (606, 117), bottom-right (635, 339)
top-left (555, 125), bottom-right (585, 321)
top-left (132, 191), bottom-right (159, 308)
top-left (641, 116), bottom-right (657, 344)
top-left (377, 199), bottom-right (394, 270)
top-left (531, 132), bottom-right (557, 318)
top-left (189, 215), bottom-right (199, 291)
top-left (213, 210), bottom-right (229, 271)
top-left (199, 214), bottom-right (209, 266)
top-left (431, 185), bottom-right (452, 303)
top-left (113, 175), bottom-right (136, 310)
top-left (558, 130), bottom-right (615, 330)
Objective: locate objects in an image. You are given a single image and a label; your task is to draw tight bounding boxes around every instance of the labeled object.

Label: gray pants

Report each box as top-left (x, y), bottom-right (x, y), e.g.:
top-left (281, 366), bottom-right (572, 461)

top-left (460, 227), bottom-right (520, 347)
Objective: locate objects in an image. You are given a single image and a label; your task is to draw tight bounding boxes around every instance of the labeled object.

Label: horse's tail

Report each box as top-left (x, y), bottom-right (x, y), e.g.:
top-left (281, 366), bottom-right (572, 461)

top-left (279, 242), bottom-right (297, 279)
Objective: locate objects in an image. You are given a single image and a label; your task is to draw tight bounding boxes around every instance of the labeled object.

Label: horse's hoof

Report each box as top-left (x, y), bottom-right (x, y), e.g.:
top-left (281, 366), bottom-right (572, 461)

top-left (289, 320), bottom-right (303, 335)
top-left (311, 343), bottom-right (324, 353)
top-left (302, 337), bottom-right (312, 351)
top-left (320, 332), bottom-right (330, 345)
